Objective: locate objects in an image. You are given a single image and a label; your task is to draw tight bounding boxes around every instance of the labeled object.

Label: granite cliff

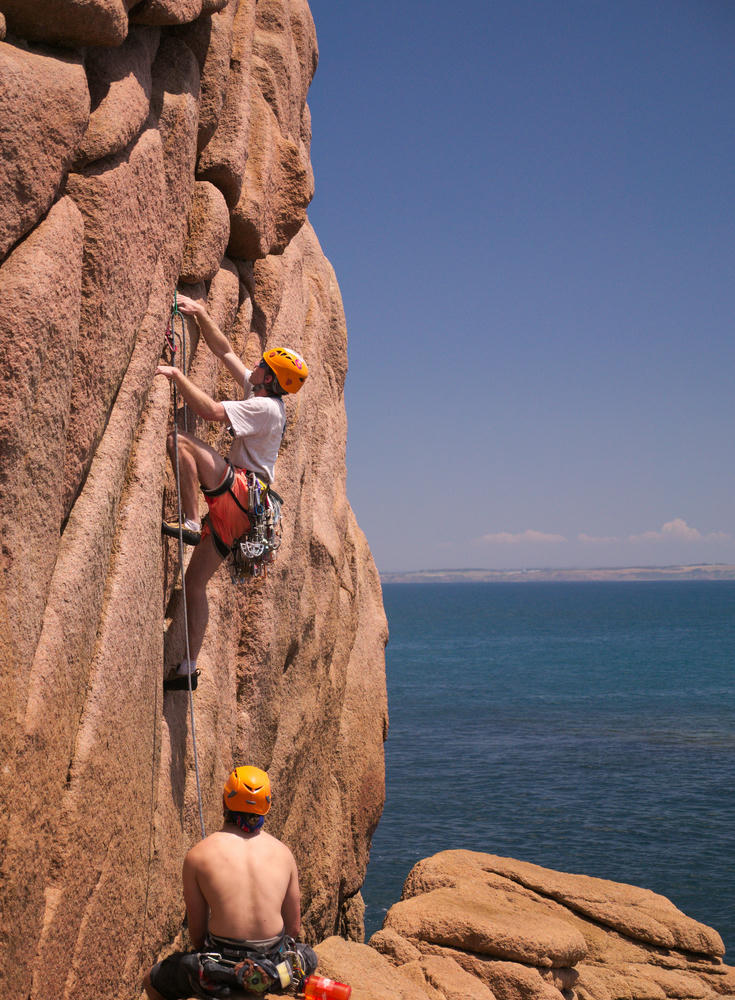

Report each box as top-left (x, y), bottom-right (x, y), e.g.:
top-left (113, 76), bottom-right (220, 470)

top-left (0, 2), bottom-right (387, 998)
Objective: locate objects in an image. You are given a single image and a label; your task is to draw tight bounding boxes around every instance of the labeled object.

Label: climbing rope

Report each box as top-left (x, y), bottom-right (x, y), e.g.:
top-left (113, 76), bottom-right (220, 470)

top-left (166, 291), bottom-right (206, 841)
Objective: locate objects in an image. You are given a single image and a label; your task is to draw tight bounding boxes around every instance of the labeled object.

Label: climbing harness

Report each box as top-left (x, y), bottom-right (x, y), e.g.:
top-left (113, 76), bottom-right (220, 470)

top-left (201, 462), bottom-right (284, 582)
top-left (230, 472), bottom-right (283, 582)
top-left (164, 291), bottom-right (206, 841)
top-left (193, 935), bottom-right (316, 996)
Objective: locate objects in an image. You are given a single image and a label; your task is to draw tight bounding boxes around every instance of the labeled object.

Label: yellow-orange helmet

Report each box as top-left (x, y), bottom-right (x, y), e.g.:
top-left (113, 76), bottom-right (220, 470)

top-left (263, 347), bottom-right (308, 394)
top-left (223, 765), bottom-right (272, 815)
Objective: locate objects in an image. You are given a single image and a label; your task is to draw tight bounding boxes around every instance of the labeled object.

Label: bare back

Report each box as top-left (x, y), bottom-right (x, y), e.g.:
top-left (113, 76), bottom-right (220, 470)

top-left (184, 825), bottom-right (300, 944)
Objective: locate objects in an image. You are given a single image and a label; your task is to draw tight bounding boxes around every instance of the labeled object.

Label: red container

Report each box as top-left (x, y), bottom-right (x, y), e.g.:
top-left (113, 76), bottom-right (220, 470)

top-left (302, 973), bottom-right (352, 999)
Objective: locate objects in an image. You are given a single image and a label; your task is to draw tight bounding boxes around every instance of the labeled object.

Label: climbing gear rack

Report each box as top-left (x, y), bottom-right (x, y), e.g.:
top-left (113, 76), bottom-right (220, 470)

top-left (229, 474), bottom-right (283, 583)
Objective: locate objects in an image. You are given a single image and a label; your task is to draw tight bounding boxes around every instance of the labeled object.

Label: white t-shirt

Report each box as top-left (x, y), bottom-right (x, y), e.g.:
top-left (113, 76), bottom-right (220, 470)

top-left (221, 373), bottom-right (286, 484)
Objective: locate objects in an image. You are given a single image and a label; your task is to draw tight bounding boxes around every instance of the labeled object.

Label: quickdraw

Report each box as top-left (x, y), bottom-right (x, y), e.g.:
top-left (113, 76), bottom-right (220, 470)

top-left (229, 473), bottom-right (283, 583)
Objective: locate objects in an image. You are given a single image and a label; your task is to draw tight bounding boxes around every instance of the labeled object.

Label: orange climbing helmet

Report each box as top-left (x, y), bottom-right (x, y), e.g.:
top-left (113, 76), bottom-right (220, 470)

top-left (263, 347), bottom-right (308, 394)
top-left (223, 765), bottom-right (272, 815)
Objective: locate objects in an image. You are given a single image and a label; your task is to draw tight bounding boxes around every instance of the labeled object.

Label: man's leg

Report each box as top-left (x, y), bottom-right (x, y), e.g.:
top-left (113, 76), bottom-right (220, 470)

top-left (166, 430), bottom-right (230, 524)
top-left (182, 532), bottom-right (226, 664)
top-left (164, 434), bottom-right (228, 687)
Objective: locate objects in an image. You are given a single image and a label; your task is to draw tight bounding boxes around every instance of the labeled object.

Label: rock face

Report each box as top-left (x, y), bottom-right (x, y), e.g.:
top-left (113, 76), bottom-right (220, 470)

top-left (349, 851), bottom-right (735, 1000)
top-left (0, 4), bottom-right (388, 1000)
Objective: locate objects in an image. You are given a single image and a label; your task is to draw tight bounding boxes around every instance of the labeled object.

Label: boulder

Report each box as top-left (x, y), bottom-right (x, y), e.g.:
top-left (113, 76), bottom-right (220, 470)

top-left (0, 41), bottom-right (89, 260)
top-left (197, 0), bottom-right (240, 150)
top-left (197, 0), bottom-right (257, 206)
top-left (384, 884), bottom-right (587, 968)
top-left (227, 82), bottom-right (313, 258)
top-left (180, 180), bottom-right (231, 283)
top-left (227, 0), bottom-right (317, 258)
top-left (0, 0), bottom-right (134, 47)
top-left (420, 954), bottom-right (497, 1000)
top-left (369, 928), bottom-right (423, 966)
top-left (130, 0), bottom-right (203, 27)
top-left (377, 851), bottom-right (732, 1000)
top-left (315, 936), bottom-right (432, 1000)
top-left (136, 0), bottom-right (228, 21)
top-left (78, 25), bottom-right (161, 165)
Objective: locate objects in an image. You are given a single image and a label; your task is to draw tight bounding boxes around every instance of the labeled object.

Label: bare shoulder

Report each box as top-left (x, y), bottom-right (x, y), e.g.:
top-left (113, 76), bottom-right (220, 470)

top-left (185, 831), bottom-right (226, 865)
top-left (260, 831), bottom-right (296, 861)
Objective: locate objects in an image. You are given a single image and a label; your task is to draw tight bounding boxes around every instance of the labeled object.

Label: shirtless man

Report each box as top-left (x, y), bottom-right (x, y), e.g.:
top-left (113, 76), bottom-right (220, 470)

top-left (144, 766), bottom-right (316, 1000)
top-left (157, 294), bottom-right (308, 691)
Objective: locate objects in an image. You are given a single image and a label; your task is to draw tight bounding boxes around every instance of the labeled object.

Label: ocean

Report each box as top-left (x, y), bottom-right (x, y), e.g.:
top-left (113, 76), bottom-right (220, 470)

top-left (361, 581), bottom-right (735, 955)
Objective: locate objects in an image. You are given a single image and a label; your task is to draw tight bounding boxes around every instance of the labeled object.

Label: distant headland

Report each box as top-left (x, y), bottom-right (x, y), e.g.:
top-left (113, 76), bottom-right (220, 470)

top-left (381, 564), bottom-right (735, 583)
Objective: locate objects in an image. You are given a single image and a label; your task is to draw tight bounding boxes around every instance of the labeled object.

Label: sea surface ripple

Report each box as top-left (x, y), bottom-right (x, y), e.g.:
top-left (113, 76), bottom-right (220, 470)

top-left (362, 581), bottom-right (735, 954)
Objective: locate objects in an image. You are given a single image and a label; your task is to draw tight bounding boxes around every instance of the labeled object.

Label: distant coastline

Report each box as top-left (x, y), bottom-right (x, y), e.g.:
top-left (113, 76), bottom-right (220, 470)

top-left (380, 564), bottom-right (735, 584)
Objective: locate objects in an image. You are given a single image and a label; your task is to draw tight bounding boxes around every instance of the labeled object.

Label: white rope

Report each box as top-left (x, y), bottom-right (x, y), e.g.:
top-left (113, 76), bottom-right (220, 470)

top-left (169, 301), bottom-right (206, 841)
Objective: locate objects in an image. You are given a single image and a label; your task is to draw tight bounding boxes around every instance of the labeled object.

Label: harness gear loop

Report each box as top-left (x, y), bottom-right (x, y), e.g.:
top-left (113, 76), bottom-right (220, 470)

top-left (229, 472), bottom-right (283, 583)
top-left (165, 293), bottom-right (205, 840)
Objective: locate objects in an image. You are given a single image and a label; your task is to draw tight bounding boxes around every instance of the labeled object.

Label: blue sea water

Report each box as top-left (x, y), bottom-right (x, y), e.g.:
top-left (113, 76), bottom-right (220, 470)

top-left (362, 581), bottom-right (735, 955)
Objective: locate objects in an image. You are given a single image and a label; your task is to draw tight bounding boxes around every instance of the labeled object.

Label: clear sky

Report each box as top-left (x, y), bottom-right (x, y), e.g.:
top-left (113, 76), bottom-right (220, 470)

top-left (305, 1), bottom-right (735, 573)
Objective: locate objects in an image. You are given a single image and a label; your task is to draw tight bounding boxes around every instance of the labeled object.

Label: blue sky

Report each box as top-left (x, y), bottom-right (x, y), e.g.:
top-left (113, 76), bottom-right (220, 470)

top-left (305, 1), bottom-right (735, 572)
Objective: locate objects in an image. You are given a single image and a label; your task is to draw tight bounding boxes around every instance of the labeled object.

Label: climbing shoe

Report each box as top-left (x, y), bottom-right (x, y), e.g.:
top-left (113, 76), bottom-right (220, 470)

top-left (162, 519), bottom-right (201, 546)
top-left (163, 669), bottom-right (200, 692)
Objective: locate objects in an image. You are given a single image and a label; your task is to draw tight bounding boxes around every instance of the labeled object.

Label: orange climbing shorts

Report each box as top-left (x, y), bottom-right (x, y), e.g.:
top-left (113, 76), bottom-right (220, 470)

top-left (201, 464), bottom-right (252, 557)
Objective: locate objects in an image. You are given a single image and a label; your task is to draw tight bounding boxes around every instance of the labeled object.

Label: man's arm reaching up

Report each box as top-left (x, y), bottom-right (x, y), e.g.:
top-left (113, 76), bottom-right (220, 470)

top-left (155, 366), bottom-right (227, 423)
top-left (177, 293), bottom-right (249, 387)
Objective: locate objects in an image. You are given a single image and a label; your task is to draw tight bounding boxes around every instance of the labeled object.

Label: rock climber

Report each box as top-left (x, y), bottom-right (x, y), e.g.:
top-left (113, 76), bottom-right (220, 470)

top-left (143, 765), bottom-right (317, 1000)
top-left (157, 293), bottom-right (308, 691)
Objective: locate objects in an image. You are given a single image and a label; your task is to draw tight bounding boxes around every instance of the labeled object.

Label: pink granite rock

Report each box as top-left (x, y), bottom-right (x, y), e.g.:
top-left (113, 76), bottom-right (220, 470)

top-left (0, 7), bottom-right (390, 999)
top-left (384, 884), bottom-right (587, 967)
top-left (370, 928), bottom-right (423, 966)
top-left (62, 37), bottom-right (200, 520)
top-left (0, 41), bottom-right (89, 260)
top-left (315, 936), bottom-right (432, 1000)
top-left (227, 83), bottom-right (313, 258)
top-left (180, 180), bottom-right (231, 282)
top-left (131, 0), bottom-right (203, 27)
top-left (0, 0), bottom-right (135, 47)
top-left (139, 0), bottom-right (229, 24)
top-left (78, 25), bottom-right (161, 165)
top-left (420, 955), bottom-right (497, 1000)
top-left (62, 129), bottom-right (168, 519)
top-left (201, 0), bottom-right (230, 12)
top-left (227, 0), bottom-right (317, 257)
top-left (197, 0), bottom-right (257, 206)
top-left (0, 195), bottom-right (83, 732)
top-left (375, 851), bottom-right (732, 1000)
top-left (197, 0), bottom-right (240, 150)
top-left (404, 852), bottom-right (725, 957)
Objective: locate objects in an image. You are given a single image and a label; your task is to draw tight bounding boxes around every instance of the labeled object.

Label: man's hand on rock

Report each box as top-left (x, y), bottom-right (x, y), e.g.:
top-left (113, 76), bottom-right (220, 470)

top-left (156, 364), bottom-right (179, 381)
top-left (176, 293), bottom-right (205, 318)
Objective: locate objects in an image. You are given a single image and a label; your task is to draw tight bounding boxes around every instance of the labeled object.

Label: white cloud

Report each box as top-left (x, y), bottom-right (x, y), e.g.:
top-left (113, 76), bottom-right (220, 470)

top-left (628, 518), bottom-right (731, 544)
top-left (578, 533), bottom-right (619, 544)
top-left (481, 529), bottom-right (567, 545)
